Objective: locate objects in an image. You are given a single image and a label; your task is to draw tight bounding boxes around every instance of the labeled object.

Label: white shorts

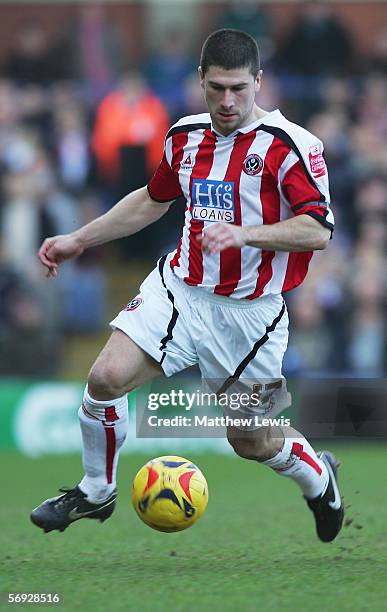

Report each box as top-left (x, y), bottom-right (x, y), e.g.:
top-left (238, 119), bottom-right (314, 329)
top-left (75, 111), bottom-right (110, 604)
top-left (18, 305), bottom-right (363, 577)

top-left (110, 255), bottom-right (291, 423)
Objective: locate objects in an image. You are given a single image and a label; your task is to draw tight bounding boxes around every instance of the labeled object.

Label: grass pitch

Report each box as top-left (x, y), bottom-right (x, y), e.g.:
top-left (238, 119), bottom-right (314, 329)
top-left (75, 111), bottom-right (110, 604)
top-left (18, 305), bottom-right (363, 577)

top-left (1, 444), bottom-right (386, 611)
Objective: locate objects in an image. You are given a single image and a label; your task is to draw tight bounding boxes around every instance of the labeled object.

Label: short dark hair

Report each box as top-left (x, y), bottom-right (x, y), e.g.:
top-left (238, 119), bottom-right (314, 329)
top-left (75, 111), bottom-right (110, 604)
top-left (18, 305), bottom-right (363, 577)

top-left (200, 29), bottom-right (260, 76)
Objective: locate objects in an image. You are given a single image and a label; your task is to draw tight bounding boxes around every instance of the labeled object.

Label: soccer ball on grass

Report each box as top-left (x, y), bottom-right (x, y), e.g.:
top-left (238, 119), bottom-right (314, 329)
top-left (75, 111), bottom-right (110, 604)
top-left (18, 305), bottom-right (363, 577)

top-left (131, 455), bottom-right (208, 532)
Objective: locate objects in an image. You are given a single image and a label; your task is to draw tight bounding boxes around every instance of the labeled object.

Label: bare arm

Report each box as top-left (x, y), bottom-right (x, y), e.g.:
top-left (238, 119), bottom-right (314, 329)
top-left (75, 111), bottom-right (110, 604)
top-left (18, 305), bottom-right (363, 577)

top-left (198, 214), bottom-right (331, 255)
top-left (243, 214), bottom-right (331, 251)
top-left (39, 186), bottom-right (172, 276)
top-left (74, 186), bottom-right (171, 247)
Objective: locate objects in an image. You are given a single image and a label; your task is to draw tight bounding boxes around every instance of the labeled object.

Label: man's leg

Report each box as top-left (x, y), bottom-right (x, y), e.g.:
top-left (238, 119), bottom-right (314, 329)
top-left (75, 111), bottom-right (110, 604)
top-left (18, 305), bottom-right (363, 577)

top-left (78, 329), bottom-right (163, 502)
top-left (31, 330), bottom-right (162, 532)
top-left (227, 425), bottom-right (344, 542)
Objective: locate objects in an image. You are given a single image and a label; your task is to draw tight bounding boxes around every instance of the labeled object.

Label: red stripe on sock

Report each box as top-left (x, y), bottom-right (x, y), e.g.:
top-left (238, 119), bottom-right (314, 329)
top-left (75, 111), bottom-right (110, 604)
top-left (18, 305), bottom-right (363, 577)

top-left (104, 426), bottom-right (116, 485)
top-left (291, 442), bottom-right (322, 475)
top-left (104, 406), bottom-right (119, 422)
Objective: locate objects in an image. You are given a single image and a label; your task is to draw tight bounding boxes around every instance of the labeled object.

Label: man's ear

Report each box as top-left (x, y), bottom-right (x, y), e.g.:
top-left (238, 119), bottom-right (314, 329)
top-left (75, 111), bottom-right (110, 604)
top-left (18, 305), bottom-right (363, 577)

top-left (255, 69), bottom-right (263, 92)
top-left (198, 66), bottom-right (204, 88)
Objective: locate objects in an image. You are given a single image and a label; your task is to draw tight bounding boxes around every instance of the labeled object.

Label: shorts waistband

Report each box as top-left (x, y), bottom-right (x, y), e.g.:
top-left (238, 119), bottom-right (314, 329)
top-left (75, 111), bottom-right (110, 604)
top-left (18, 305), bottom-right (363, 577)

top-left (160, 254), bottom-right (284, 310)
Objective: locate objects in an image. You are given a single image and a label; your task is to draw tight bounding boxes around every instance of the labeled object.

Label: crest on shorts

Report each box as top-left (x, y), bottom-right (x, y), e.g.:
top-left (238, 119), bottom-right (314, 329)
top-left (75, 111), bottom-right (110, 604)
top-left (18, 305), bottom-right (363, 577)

top-left (242, 154), bottom-right (264, 176)
top-left (124, 296), bottom-right (143, 311)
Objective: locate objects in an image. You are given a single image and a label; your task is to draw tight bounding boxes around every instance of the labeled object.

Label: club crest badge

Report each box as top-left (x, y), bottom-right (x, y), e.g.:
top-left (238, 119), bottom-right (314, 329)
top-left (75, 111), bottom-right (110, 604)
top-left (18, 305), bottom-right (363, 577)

top-left (124, 296), bottom-right (143, 311)
top-left (242, 154), bottom-right (264, 176)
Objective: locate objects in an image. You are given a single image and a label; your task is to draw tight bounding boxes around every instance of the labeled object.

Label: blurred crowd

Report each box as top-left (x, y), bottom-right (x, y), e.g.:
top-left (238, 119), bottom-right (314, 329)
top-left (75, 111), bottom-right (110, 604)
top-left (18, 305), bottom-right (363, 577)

top-left (0, 2), bottom-right (386, 377)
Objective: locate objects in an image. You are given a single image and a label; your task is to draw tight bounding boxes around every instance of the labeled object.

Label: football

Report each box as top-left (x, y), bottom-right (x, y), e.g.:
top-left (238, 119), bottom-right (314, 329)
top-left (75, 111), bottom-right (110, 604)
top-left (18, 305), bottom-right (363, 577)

top-left (131, 455), bottom-right (208, 532)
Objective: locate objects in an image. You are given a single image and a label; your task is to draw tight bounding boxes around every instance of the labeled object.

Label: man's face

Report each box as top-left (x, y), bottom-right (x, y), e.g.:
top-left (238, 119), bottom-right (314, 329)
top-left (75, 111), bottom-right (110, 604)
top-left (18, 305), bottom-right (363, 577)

top-left (199, 65), bottom-right (261, 136)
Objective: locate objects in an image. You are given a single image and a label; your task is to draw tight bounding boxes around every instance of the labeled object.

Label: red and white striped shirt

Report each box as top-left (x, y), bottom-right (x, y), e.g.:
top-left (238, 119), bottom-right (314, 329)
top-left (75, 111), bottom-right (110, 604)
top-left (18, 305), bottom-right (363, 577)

top-left (148, 109), bottom-right (334, 299)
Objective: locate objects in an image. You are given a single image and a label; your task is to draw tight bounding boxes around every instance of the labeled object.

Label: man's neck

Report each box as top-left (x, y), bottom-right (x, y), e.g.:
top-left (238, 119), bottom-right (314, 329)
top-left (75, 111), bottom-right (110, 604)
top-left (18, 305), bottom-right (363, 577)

top-left (250, 105), bottom-right (269, 122)
top-left (233, 105), bottom-right (270, 132)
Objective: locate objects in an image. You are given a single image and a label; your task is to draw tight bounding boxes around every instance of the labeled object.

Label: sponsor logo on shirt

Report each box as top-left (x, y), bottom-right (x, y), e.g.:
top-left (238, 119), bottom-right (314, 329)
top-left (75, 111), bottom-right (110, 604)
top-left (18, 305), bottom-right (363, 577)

top-left (243, 153), bottom-right (264, 176)
top-left (309, 144), bottom-right (326, 178)
top-left (191, 178), bottom-right (235, 223)
top-left (124, 296), bottom-right (143, 311)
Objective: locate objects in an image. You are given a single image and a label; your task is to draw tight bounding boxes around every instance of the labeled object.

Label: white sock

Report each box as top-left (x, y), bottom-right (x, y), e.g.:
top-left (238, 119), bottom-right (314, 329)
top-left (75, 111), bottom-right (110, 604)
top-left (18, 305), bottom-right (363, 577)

top-left (78, 386), bottom-right (128, 503)
top-left (263, 436), bottom-right (329, 499)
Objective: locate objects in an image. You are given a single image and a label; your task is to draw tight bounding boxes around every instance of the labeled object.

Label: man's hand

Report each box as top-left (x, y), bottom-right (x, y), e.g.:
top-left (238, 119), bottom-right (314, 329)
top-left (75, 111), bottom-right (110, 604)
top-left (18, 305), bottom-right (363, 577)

top-left (197, 223), bottom-right (246, 254)
top-left (38, 234), bottom-right (85, 278)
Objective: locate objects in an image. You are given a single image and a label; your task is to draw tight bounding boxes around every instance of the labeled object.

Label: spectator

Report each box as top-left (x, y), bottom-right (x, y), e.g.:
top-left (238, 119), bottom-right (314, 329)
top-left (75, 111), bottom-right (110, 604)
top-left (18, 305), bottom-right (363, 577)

top-left (215, 0), bottom-right (274, 63)
top-left (181, 72), bottom-right (207, 116)
top-left (307, 108), bottom-right (354, 229)
top-left (143, 30), bottom-right (195, 121)
top-left (286, 238), bottom-right (350, 374)
top-left (2, 19), bottom-right (64, 86)
top-left (58, 250), bottom-right (107, 333)
top-left (33, 167), bottom-right (108, 332)
top-left (0, 80), bottom-right (22, 161)
top-left (363, 27), bottom-right (387, 77)
top-left (0, 131), bottom-right (54, 276)
top-left (52, 102), bottom-right (91, 194)
top-left (349, 121), bottom-right (387, 177)
top-left (347, 219), bottom-right (387, 373)
top-left (91, 71), bottom-right (169, 201)
top-left (286, 289), bottom-right (332, 372)
top-left (353, 174), bottom-right (387, 236)
top-left (0, 239), bottom-right (62, 376)
top-left (0, 240), bottom-right (21, 337)
top-left (57, 4), bottom-right (125, 104)
top-left (0, 128), bottom-right (83, 272)
top-left (278, 1), bottom-right (354, 77)
top-left (356, 74), bottom-right (387, 136)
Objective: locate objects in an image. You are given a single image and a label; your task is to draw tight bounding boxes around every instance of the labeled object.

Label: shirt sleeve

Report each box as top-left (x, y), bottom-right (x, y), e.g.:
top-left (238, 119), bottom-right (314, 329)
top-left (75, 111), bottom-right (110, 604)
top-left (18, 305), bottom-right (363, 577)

top-left (147, 152), bottom-right (183, 203)
top-left (280, 149), bottom-right (334, 232)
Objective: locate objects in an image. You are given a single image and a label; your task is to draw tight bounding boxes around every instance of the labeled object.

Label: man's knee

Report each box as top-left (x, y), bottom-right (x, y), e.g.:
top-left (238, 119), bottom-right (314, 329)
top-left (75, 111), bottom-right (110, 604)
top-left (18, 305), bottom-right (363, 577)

top-left (228, 436), bottom-right (257, 460)
top-left (227, 426), bottom-right (283, 462)
top-left (88, 360), bottom-right (131, 399)
top-left (86, 330), bottom-right (162, 400)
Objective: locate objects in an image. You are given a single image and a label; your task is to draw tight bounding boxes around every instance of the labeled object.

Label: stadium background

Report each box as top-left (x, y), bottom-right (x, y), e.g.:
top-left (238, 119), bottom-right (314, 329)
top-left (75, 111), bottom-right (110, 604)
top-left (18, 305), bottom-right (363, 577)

top-left (1, 2), bottom-right (386, 610)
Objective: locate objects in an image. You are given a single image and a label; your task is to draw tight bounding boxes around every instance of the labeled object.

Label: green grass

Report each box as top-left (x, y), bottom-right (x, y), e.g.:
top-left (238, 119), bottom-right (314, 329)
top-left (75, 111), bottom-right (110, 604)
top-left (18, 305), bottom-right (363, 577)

top-left (1, 445), bottom-right (387, 611)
